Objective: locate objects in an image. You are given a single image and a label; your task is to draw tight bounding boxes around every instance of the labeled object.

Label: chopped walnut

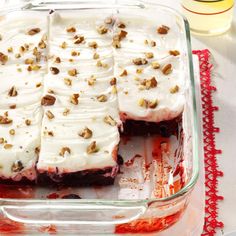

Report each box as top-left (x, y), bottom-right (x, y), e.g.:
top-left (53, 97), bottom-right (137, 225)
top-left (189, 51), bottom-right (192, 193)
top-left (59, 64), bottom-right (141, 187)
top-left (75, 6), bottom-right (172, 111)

top-left (68, 68), bottom-right (77, 76)
top-left (162, 64), bottom-right (172, 75)
top-left (133, 58), bottom-right (148, 66)
top-left (27, 65), bottom-right (41, 71)
top-left (55, 57), bottom-right (61, 63)
top-left (87, 141), bottom-right (99, 154)
top-left (4, 144), bottom-right (13, 149)
top-left (110, 77), bottom-right (117, 86)
top-left (112, 39), bottom-right (121, 49)
top-left (96, 60), bottom-right (107, 68)
top-left (0, 52), bottom-right (8, 65)
top-left (36, 83), bottom-right (42, 88)
top-left (59, 147), bottom-right (71, 157)
top-left (63, 108), bottom-right (70, 116)
top-left (60, 41), bottom-right (67, 49)
top-left (41, 95), bottom-right (56, 106)
top-left (157, 25), bottom-right (170, 34)
top-left (93, 52), bottom-right (100, 60)
top-left (28, 28), bottom-right (41, 35)
top-left (38, 40), bottom-right (46, 49)
top-left (0, 34), bottom-right (2, 41)
top-left (104, 115), bottom-right (117, 126)
top-left (8, 47), bottom-right (13, 53)
top-left (35, 147), bottom-right (40, 154)
top-left (9, 129), bottom-right (15, 135)
top-left (0, 116), bottom-right (12, 124)
top-left (0, 137), bottom-right (4, 144)
top-left (19, 46), bottom-right (25, 53)
top-left (71, 51), bottom-right (78, 56)
top-left (64, 78), bottom-right (72, 86)
top-left (118, 30), bottom-right (128, 40)
top-left (88, 41), bottom-right (98, 49)
top-left (141, 77), bottom-right (158, 90)
top-left (25, 58), bottom-right (34, 65)
top-left (50, 67), bottom-right (60, 75)
top-left (170, 85), bottom-right (179, 94)
top-left (120, 69), bottom-right (128, 77)
top-left (97, 94), bottom-right (107, 102)
top-left (150, 40), bottom-right (156, 47)
top-left (169, 50), bottom-right (180, 56)
top-left (10, 104), bottom-right (16, 109)
top-left (138, 98), bottom-right (158, 109)
top-left (70, 94), bottom-right (79, 105)
top-left (145, 52), bottom-right (154, 59)
top-left (117, 22), bottom-right (126, 28)
top-left (97, 25), bottom-right (108, 34)
top-left (46, 110), bottom-right (55, 120)
top-left (74, 35), bottom-right (85, 44)
top-left (12, 160), bottom-right (24, 172)
top-left (25, 119), bottom-right (31, 126)
top-left (15, 53), bottom-right (21, 59)
top-left (151, 61), bottom-right (160, 69)
top-left (88, 76), bottom-right (96, 86)
top-left (134, 71), bottom-right (143, 77)
top-left (67, 26), bottom-right (76, 33)
top-left (79, 127), bottom-right (93, 139)
top-left (8, 86), bottom-right (18, 97)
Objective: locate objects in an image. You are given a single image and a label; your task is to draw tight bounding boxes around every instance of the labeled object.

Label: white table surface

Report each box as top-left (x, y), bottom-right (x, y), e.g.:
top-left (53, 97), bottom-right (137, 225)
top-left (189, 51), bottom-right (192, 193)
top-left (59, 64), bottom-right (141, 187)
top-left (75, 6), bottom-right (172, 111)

top-left (153, 1), bottom-right (236, 235)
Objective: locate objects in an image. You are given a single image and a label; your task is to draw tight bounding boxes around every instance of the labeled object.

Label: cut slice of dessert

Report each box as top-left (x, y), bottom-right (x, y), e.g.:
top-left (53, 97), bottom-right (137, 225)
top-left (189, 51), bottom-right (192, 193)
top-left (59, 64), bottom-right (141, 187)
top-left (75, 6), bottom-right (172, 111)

top-left (37, 12), bottom-right (121, 186)
top-left (113, 16), bottom-right (185, 136)
top-left (0, 12), bottom-right (47, 183)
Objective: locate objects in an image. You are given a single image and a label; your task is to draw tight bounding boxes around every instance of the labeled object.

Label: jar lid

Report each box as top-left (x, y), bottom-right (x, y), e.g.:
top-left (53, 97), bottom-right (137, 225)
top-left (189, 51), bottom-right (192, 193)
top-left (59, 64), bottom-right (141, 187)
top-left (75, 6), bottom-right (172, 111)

top-left (182, 0), bottom-right (234, 14)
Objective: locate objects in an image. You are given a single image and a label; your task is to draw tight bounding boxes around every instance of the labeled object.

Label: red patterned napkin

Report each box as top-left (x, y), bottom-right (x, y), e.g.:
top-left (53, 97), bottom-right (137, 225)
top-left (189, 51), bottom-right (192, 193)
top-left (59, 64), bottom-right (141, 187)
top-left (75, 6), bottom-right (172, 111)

top-left (193, 50), bottom-right (224, 236)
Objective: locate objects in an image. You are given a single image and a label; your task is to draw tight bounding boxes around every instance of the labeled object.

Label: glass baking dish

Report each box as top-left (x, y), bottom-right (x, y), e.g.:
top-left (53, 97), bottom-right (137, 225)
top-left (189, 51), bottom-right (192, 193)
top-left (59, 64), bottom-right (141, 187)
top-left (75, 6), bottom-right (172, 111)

top-left (0, 0), bottom-right (199, 234)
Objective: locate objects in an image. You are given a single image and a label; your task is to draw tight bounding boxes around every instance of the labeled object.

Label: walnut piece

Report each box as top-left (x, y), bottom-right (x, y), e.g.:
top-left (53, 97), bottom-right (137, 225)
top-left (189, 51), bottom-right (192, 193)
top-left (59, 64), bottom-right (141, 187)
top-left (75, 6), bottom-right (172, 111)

top-left (169, 50), bottom-right (180, 56)
top-left (138, 98), bottom-right (158, 109)
top-left (133, 58), bottom-right (148, 66)
top-left (28, 28), bottom-right (41, 36)
top-left (74, 35), bottom-right (85, 44)
top-left (64, 78), bottom-right (72, 86)
top-left (87, 76), bottom-right (96, 86)
top-left (93, 53), bottom-right (100, 60)
top-left (151, 61), bottom-right (160, 69)
top-left (88, 41), bottom-right (98, 49)
top-left (97, 25), bottom-right (108, 34)
top-left (38, 40), bottom-right (46, 49)
top-left (70, 94), bottom-right (79, 105)
top-left (55, 57), bottom-right (61, 63)
top-left (61, 41), bottom-right (67, 49)
top-left (79, 127), bottom-right (93, 139)
top-left (97, 94), bottom-right (108, 102)
top-left (12, 160), bottom-right (24, 172)
top-left (25, 58), bottom-right (34, 65)
top-left (50, 67), bottom-right (60, 75)
top-left (0, 116), bottom-right (12, 124)
top-left (104, 115), bottom-right (117, 126)
top-left (8, 86), bottom-right (18, 97)
top-left (67, 27), bottom-right (76, 33)
top-left (117, 22), bottom-right (126, 28)
top-left (4, 144), bottom-right (13, 149)
top-left (87, 141), bottom-right (99, 154)
top-left (9, 129), bottom-right (15, 135)
top-left (68, 68), bottom-right (77, 76)
top-left (41, 95), bottom-right (56, 106)
top-left (46, 110), bottom-right (55, 120)
top-left (170, 85), bottom-right (179, 94)
top-left (145, 52), bottom-right (154, 59)
top-left (59, 147), bottom-right (71, 157)
top-left (120, 69), bottom-right (128, 77)
top-left (162, 64), bottom-right (172, 75)
top-left (157, 25), bottom-right (170, 34)
top-left (25, 119), bottom-right (31, 126)
top-left (0, 52), bottom-right (8, 65)
top-left (110, 77), bottom-right (117, 86)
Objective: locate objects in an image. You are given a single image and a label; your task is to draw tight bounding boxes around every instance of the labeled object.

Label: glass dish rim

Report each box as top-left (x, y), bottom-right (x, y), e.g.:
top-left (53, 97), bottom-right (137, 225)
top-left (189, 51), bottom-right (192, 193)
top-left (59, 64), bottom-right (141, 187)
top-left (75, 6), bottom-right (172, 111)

top-left (0, 0), bottom-right (199, 205)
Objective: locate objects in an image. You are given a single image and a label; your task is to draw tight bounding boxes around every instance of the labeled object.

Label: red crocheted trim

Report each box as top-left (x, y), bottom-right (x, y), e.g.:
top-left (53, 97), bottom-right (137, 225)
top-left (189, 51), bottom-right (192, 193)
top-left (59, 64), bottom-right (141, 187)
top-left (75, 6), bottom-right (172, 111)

top-left (193, 50), bottom-right (224, 236)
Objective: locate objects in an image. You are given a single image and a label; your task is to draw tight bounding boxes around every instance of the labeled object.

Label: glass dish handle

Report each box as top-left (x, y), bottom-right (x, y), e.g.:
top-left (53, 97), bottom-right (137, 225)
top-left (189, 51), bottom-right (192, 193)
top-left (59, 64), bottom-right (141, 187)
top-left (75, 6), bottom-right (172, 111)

top-left (1, 201), bottom-right (147, 225)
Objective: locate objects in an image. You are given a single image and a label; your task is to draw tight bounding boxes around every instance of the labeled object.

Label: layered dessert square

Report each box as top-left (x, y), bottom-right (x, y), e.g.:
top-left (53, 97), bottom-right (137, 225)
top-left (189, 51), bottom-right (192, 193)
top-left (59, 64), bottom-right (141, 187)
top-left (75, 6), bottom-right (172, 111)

top-left (0, 12), bottom-right (47, 183)
top-left (37, 12), bottom-right (121, 186)
top-left (113, 15), bottom-right (185, 136)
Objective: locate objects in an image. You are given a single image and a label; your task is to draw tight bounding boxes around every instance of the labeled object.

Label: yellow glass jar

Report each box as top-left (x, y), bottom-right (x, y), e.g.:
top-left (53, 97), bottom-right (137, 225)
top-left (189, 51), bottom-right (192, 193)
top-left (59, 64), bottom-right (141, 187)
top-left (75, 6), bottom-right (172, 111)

top-left (182, 0), bottom-right (234, 35)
